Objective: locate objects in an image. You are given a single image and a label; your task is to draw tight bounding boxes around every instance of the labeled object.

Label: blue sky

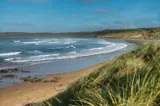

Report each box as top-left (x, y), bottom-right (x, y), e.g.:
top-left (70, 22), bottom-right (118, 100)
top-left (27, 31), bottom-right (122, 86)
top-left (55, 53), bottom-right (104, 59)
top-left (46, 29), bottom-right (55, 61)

top-left (0, 0), bottom-right (160, 32)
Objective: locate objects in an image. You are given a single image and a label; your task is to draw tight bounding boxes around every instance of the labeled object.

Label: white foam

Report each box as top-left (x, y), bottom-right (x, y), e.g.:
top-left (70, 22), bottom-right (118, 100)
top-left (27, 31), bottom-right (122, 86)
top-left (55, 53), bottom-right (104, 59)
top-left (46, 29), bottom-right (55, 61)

top-left (11, 59), bottom-right (31, 63)
top-left (5, 54), bottom-right (60, 63)
top-left (30, 54), bottom-right (60, 58)
top-left (97, 40), bottom-right (112, 45)
top-left (5, 58), bottom-right (14, 61)
top-left (48, 41), bottom-right (59, 44)
top-left (5, 43), bottom-right (127, 63)
top-left (69, 51), bottom-right (77, 54)
top-left (57, 43), bottom-right (127, 60)
top-left (89, 47), bottom-right (104, 51)
top-left (13, 40), bottom-right (21, 43)
top-left (70, 45), bottom-right (76, 48)
top-left (28, 50), bottom-right (43, 54)
top-left (30, 61), bottom-right (52, 65)
top-left (50, 45), bottom-right (76, 50)
top-left (22, 41), bottom-right (43, 45)
top-left (59, 39), bottom-right (77, 44)
top-left (22, 38), bottom-right (77, 45)
top-left (22, 39), bottom-right (54, 45)
top-left (65, 45), bottom-right (76, 49)
top-left (0, 52), bottom-right (22, 57)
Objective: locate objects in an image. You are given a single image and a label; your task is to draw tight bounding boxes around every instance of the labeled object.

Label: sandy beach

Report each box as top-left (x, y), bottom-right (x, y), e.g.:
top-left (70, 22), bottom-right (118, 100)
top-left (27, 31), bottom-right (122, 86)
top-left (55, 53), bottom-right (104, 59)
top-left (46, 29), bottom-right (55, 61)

top-left (0, 38), bottom-right (136, 106)
top-left (0, 0), bottom-right (159, 105)
top-left (0, 63), bottom-right (104, 106)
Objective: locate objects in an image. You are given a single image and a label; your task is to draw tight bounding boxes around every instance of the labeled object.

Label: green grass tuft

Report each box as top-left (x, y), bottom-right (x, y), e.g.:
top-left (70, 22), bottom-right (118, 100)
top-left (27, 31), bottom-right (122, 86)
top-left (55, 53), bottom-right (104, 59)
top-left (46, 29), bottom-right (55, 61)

top-left (26, 40), bottom-right (160, 106)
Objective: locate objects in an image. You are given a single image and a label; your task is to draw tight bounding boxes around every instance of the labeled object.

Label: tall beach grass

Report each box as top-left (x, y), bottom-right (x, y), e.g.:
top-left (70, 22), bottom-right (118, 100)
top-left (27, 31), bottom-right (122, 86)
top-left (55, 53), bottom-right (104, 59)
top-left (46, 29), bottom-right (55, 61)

top-left (27, 41), bottom-right (160, 106)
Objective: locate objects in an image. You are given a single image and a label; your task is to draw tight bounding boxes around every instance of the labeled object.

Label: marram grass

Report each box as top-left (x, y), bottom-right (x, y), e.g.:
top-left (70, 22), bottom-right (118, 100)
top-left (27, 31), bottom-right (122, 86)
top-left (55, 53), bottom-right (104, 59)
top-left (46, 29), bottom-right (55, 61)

top-left (27, 41), bottom-right (160, 106)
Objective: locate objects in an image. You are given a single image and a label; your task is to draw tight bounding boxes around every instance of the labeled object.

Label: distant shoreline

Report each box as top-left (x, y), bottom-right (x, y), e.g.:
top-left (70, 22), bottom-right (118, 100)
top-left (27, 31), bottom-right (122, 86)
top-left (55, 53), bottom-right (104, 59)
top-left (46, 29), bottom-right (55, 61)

top-left (0, 27), bottom-right (159, 39)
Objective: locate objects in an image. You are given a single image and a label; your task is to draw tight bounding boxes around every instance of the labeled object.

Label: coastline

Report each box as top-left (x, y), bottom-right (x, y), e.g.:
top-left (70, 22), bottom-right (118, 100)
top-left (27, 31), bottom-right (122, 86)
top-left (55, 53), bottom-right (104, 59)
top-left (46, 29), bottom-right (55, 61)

top-left (0, 63), bottom-right (105, 106)
top-left (0, 27), bottom-right (158, 106)
top-left (0, 38), bottom-right (138, 106)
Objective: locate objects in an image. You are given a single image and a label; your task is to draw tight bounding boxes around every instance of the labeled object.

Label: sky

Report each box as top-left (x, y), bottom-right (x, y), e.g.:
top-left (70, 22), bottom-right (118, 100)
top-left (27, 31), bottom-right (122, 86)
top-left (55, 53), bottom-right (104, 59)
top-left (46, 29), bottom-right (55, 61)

top-left (0, 0), bottom-right (160, 32)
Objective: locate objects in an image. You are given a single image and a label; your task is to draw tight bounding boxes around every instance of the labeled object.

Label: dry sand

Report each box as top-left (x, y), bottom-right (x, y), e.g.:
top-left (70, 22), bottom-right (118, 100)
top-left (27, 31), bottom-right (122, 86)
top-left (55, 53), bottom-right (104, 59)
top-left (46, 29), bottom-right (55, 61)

top-left (0, 63), bottom-right (104, 106)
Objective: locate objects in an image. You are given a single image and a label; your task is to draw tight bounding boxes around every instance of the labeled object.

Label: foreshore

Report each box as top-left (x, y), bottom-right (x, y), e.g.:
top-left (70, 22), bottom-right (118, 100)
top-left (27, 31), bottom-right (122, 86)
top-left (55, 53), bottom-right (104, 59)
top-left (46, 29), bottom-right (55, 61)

top-left (0, 27), bottom-right (158, 106)
top-left (0, 38), bottom-right (139, 106)
top-left (0, 63), bottom-right (105, 106)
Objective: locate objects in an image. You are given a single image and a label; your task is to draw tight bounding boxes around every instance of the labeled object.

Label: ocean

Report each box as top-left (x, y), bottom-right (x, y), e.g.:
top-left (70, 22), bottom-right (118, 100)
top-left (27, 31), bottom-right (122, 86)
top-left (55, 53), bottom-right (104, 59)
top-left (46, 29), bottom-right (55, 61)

top-left (0, 38), bottom-right (136, 87)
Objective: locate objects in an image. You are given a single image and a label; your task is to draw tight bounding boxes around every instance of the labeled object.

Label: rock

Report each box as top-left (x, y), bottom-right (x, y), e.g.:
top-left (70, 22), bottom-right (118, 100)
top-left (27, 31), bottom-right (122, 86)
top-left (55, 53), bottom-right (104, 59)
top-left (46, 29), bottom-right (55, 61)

top-left (21, 70), bottom-right (30, 73)
top-left (43, 79), bottom-right (57, 83)
top-left (10, 68), bottom-right (20, 72)
top-left (59, 84), bottom-right (63, 87)
top-left (2, 74), bottom-right (17, 78)
top-left (43, 77), bottom-right (61, 83)
top-left (0, 69), bottom-right (8, 73)
top-left (20, 76), bottom-right (42, 82)
top-left (54, 77), bottom-right (61, 80)
top-left (0, 68), bottom-right (28, 73)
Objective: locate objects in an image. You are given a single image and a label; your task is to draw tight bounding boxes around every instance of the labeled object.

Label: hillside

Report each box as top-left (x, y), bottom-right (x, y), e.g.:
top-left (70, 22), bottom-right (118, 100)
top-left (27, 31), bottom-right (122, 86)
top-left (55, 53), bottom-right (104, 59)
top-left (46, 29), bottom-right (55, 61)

top-left (0, 27), bottom-right (160, 39)
top-left (27, 41), bottom-right (160, 106)
top-left (92, 27), bottom-right (160, 39)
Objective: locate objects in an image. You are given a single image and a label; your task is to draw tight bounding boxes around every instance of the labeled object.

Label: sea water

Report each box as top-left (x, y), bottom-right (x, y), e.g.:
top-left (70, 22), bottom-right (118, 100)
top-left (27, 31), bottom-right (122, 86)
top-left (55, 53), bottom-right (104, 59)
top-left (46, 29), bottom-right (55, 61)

top-left (0, 38), bottom-right (136, 87)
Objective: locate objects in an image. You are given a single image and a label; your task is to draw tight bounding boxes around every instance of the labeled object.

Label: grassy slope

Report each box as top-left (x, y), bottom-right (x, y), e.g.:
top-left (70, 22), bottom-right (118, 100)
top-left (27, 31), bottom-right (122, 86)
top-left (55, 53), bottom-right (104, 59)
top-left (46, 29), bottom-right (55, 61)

top-left (0, 27), bottom-right (160, 39)
top-left (27, 41), bottom-right (160, 106)
top-left (92, 27), bottom-right (160, 40)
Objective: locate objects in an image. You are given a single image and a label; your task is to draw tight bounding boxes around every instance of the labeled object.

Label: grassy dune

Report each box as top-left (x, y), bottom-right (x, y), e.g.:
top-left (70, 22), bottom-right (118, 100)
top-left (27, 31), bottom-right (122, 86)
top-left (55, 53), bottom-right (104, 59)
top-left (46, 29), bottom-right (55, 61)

top-left (1, 27), bottom-right (160, 39)
top-left (93, 27), bottom-right (160, 40)
top-left (27, 41), bottom-right (160, 106)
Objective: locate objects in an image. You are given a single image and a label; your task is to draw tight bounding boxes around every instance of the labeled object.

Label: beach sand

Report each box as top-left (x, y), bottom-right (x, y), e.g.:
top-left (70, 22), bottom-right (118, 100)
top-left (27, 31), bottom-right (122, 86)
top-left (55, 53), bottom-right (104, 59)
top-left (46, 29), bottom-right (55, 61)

top-left (0, 39), bottom-right (138, 106)
top-left (0, 63), bottom-right (104, 106)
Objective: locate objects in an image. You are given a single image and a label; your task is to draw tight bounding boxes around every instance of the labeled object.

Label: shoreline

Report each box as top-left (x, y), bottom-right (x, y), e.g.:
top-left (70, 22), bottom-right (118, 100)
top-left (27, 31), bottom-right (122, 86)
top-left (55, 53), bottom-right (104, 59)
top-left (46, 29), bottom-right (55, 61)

top-left (0, 28), bottom-right (158, 106)
top-left (0, 38), bottom-right (138, 106)
top-left (0, 63), bottom-right (105, 106)
top-left (0, 38), bottom-right (135, 88)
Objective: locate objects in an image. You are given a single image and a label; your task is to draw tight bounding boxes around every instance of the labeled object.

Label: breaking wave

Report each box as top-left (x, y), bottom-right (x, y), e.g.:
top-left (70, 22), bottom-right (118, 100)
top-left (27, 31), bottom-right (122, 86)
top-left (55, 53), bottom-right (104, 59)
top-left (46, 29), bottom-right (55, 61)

top-left (21, 38), bottom-right (77, 45)
top-left (0, 52), bottom-right (22, 57)
top-left (5, 43), bottom-right (127, 63)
